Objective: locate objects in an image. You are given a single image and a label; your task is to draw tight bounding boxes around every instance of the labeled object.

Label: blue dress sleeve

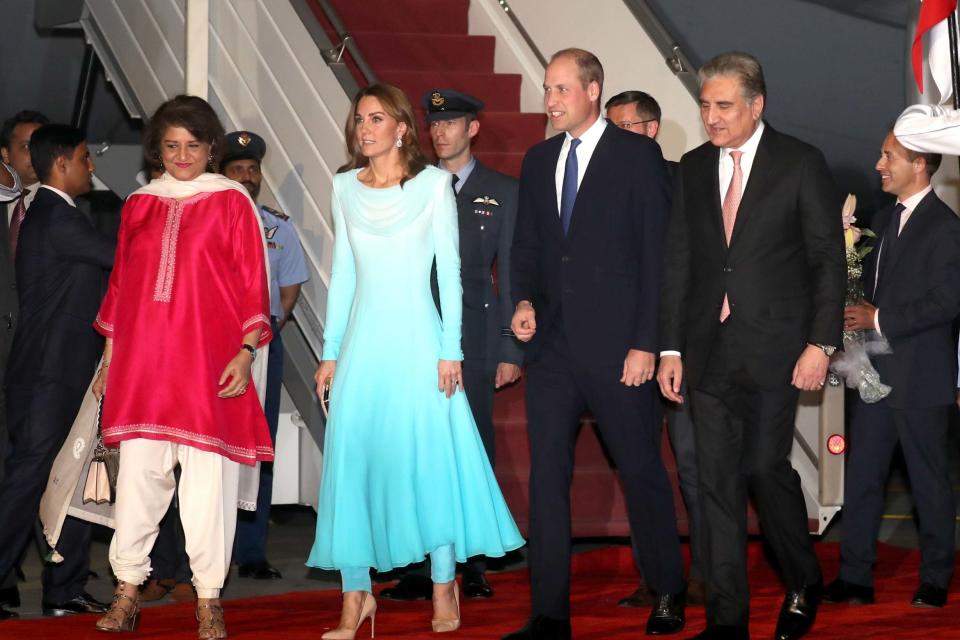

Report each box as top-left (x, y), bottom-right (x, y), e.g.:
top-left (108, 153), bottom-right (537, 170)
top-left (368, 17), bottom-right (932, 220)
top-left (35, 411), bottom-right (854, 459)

top-left (432, 172), bottom-right (464, 361)
top-left (322, 182), bottom-right (356, 360)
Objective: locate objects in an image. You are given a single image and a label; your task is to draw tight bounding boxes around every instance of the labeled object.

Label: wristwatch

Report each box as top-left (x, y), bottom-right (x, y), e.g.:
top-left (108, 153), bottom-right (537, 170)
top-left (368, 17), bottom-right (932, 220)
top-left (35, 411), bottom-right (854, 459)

top-left (813, 343), bottom-right (836, 357)
top-left (241, 344), bottom-right (257, 361)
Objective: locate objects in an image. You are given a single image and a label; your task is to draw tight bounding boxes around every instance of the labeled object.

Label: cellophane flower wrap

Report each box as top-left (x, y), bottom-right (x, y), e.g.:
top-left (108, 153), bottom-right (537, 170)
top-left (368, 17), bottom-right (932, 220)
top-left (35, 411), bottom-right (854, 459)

top-left (829, 194), bottom-right (892, 403)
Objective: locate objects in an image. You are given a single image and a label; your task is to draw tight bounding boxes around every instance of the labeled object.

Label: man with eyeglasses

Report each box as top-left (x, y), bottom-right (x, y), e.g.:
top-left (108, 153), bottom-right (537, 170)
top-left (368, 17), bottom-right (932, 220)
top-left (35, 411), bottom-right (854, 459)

top-left (604, 90), bottom-right (705, 610)
top-left (605, 91), bottom-right (678, 179)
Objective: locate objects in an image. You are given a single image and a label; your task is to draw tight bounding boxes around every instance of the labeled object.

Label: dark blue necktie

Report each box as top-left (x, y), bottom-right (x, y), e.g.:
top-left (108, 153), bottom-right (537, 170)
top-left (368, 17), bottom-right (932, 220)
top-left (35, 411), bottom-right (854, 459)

top-left (560, 138), bottom-right (581, 235)
top-left (876, 202), bottom-right (906, 295)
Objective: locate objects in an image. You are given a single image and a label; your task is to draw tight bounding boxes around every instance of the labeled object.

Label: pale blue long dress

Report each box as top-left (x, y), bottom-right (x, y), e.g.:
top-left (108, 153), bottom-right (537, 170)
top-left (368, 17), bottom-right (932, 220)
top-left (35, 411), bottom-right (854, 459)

top-left (307, 166), bottom-right (524, 581)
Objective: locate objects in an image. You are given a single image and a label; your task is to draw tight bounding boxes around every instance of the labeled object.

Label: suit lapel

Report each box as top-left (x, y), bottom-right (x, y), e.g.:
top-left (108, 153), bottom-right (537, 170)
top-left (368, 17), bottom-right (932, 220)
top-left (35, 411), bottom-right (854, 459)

top-left (728, 126), bottom-right (773, 249)
top-left (878, 191), bottom-right (936, 293)
top-left (566, 125), bottom-right (617, 240)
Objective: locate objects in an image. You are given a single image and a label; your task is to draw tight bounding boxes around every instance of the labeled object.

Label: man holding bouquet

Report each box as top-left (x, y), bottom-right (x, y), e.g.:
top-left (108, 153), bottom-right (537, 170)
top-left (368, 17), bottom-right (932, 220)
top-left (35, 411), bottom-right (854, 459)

top-left (825, 131), bottom-right (960, 609)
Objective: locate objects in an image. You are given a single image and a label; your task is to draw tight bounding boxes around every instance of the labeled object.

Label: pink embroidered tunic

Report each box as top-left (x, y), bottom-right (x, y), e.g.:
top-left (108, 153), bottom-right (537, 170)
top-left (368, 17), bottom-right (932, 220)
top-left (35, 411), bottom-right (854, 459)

top-left (95, 189), bottom-right (273, 465)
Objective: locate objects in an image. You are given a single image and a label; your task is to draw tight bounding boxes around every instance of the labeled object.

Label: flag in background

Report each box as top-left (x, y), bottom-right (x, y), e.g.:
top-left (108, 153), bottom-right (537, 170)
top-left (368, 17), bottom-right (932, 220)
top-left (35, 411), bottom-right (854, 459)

top-left (913, 0), bottom-right (959, 102)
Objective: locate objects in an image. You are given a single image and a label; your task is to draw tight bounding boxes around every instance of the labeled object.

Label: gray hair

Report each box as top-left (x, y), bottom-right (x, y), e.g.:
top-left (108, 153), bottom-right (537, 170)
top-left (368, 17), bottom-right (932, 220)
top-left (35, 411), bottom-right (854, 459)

top-left (698, 51), bottom-right (766, 103)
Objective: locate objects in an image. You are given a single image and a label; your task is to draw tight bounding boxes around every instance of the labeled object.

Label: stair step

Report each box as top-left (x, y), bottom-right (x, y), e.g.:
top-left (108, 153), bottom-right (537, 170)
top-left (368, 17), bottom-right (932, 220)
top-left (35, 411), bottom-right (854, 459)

top-left (327, 0), bottom-right (469, 34)
top-left (415, 111), bottom-right (545, 154)
top-left (380, 70), bottom-right (521, 111)
top-left (353, 32), bottom-right (496, 73)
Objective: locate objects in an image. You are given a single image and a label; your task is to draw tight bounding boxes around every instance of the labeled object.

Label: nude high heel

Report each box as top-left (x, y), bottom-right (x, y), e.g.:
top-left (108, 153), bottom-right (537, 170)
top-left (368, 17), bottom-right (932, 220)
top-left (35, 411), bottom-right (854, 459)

top-left (322, 591), bottom-right (377, 639)
top-left (431, 584), bottom-right (461, 633)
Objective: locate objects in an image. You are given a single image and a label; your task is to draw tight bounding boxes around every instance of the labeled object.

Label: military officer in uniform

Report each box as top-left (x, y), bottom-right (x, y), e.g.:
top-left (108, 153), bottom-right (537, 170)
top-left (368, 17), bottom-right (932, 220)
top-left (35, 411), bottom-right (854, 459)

top-left (381, 89), bottom-right (523, 602)
top-left (220, 130), bottom-right (309, 580)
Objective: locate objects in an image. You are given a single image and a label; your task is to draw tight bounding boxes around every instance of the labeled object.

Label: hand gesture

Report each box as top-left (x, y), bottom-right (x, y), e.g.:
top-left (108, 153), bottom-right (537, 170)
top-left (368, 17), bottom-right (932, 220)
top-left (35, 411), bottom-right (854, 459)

top-left (621, 350), bottom-right (655, 386)
top-left (792, 344), bottom-right (828, 391)
top-left (438, 359), bottom-right (463, 398)
top-left (511, 301), bottom-right (537, 342)
top-left (218, 349), bottom-right (254, 398)
top-left (657, 355), bottom-right (684, 403)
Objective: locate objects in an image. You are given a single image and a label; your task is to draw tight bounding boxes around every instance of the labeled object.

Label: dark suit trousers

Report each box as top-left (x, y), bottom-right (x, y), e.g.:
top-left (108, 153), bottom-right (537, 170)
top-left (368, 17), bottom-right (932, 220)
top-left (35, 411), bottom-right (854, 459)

top-left (662, 385), bottom-right (705, 580)
top-left (235, 317), bottom-right (283, 565)
top-left (526, 328), bottom-right (684, 619)
top-left (690, 322), bottom-right (820, 627)
top-left (0, 382), bottom-right (92, 601)
top-left (840, 400), bottom-right (955, 589)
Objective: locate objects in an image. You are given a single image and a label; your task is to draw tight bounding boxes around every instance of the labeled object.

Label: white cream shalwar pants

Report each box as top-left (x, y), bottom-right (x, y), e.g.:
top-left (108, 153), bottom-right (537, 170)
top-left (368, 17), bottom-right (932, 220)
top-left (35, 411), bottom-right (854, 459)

top-left (108, 439), bottom-right (240, 598)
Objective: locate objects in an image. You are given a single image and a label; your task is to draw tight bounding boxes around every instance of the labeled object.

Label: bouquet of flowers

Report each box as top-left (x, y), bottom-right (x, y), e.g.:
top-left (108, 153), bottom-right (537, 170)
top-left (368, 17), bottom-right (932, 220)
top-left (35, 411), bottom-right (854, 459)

top-left (829, 194), bottom-right (892, 403)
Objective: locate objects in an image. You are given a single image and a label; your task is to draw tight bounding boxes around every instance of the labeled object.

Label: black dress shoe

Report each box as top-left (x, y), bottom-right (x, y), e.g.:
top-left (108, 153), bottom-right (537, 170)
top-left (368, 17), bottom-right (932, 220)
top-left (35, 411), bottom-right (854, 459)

top-left (380, 573), bottom-right (432, 600)
top-left (501, 615), bottom-right (572, 640)
top-left (619, 581), bottom-right (657, 607)
top-left (0, 586), bottom-right (19, 608)
top-left (911, 582), bottom-right (947, 608)
top-left (821, 578), bottom-right (874, 605)
top-left (42, 591), bottom-right (109, 617)
top-left (687, 625), bottom-right (749, 639)
top-left (0, 606), bottom-right (18, 620)
top-left (646, 591), bottom-right (686, 635)
top-left (237, 560), bottom-right (283, 579)
top-left (774, 580), bottom-right (822, 640)
top-left (463, 571), bottom-right (494, 598)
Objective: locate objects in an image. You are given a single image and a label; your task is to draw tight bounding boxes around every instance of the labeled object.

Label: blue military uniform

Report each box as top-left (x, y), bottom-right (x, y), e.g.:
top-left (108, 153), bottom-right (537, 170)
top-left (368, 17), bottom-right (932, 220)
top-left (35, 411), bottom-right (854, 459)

top-left (220, 131), bottom-right (310, 573)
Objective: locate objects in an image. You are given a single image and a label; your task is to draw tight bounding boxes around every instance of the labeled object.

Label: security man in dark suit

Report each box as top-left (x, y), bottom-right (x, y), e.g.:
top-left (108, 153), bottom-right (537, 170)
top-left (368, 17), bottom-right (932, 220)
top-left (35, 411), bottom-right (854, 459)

top-left (0, 124), bottom-right (115, 620)
top-left (382, 89), bottom-right (523, 602)
top-left (824, 132), bottom-right (960, 609)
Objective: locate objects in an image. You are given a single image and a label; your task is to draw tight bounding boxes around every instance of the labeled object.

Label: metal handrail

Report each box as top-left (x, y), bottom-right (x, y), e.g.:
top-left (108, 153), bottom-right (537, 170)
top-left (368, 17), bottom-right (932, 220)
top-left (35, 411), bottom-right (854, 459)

top-left (495, 0), bottom-right (548, 68)
top-left (289, 0), bottom-right (377, 98)
top-left (620, 0), bottom-right (700, 100)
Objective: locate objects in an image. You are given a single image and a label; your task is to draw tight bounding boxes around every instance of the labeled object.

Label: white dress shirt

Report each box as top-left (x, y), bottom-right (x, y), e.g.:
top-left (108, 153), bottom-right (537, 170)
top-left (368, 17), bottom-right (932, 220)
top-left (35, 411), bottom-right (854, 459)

top-left (661, 122), bottom-right (766, 358)
top-left (873, 184), bottom-right (932, 335)
top-left (555, 115), bottom-right (607, 214)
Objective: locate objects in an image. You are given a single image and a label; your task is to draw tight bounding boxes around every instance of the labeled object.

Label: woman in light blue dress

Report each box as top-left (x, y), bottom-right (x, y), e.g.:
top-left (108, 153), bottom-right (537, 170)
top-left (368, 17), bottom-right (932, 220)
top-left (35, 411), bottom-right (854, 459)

top-left (310, 84), bottom-right (524, 638)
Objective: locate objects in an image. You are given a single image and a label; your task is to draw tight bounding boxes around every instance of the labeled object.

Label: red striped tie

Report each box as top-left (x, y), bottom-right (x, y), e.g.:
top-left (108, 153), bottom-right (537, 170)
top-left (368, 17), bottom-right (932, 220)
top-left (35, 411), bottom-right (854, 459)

top-left (9, 187), bottom-right (30, 258)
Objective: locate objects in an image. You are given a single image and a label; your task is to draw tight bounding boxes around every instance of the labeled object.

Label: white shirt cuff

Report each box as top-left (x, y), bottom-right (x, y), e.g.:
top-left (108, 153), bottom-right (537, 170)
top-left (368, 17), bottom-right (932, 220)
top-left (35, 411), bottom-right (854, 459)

top-left (659, 350), bottom-right (681, 358)
top-left (874, 309), bottom-right (882, 336)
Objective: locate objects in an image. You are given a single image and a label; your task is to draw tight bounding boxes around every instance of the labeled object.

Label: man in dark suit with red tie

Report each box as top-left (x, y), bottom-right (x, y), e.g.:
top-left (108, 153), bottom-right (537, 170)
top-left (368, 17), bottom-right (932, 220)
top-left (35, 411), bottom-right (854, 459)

top-left (823, 132), bottom-right (960, 610)
top-left (657, 52), bottom-right (845, 640)
top-left (505, 48), bottom-right (685, 640)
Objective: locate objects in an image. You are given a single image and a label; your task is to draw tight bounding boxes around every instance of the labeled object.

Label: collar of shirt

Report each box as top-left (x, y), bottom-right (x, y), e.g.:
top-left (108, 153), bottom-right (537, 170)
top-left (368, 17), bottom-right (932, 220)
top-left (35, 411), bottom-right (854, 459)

top-left (896, 183), bottom-right (932, 233)
top-left (555, 114), bottom-right (607, 213)
top-left (718, 121), bottom-right (765, 202)
top-left (40, 184), bottom-right (76, 207)
top-left (441, 155), bottom-right (476, 194)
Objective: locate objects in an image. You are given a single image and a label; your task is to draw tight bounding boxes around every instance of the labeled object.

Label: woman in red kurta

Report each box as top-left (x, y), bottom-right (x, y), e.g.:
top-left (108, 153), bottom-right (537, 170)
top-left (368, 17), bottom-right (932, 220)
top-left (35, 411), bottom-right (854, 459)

top-left (94, 96), bottom-right (271, 640)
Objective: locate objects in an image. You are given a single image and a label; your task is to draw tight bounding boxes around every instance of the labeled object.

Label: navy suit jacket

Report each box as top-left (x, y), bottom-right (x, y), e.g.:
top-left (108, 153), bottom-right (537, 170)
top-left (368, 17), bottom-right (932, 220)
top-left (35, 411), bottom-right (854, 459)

top-left (6, 187), bottom-right (115, 389)
top-left (511, 123), bottom-right (671, 368)
top-left (864, 191), bottom-right (960, 409)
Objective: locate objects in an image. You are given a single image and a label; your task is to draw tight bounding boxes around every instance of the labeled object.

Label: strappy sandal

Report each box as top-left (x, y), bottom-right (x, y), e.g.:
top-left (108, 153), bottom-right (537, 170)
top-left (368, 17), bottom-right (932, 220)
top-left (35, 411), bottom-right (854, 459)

top-left (196, 598), bottom-right (227, 639)
top-left (95, 581), bottom-right (140, 632)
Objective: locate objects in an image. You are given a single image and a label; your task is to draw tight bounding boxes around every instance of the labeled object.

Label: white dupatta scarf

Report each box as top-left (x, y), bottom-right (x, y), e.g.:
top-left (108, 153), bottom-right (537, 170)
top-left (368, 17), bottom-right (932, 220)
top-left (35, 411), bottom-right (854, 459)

top-left (132, 172), bottom-right (272, 510)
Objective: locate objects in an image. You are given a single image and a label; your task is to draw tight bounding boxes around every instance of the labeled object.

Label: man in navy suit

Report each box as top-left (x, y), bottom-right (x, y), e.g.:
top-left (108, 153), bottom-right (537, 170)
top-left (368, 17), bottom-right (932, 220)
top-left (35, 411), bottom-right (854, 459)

top-left (824, 132), bottom-right (960, 609)
top-left (0, 124), bottom-right (115, 620)
top-left (504, 48), bottom-right (685, 640)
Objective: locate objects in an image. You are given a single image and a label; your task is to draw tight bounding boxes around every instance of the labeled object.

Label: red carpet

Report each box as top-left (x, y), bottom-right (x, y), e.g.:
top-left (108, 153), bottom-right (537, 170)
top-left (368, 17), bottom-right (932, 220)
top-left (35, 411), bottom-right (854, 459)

top-left (6, 543), bottom-right (958, 639)
top-left (306, 0), bottom-right (546, 177)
